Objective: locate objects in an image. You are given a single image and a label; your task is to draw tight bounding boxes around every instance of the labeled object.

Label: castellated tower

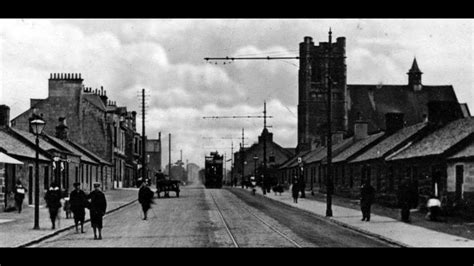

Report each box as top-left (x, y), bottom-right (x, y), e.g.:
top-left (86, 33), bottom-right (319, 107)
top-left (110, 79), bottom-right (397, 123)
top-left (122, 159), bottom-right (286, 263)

top-left (297, 33), bottom-right (348, 152)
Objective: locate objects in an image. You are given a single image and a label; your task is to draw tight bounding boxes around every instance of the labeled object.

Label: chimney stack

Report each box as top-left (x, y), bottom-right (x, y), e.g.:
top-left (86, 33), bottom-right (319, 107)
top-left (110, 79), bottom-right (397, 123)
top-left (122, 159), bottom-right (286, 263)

top-left (0, 105), bottom-right (10, 128)
top-left (385, 113), bottom-right (404, 135)
top-left (354, 120), bottom-right (368, 140)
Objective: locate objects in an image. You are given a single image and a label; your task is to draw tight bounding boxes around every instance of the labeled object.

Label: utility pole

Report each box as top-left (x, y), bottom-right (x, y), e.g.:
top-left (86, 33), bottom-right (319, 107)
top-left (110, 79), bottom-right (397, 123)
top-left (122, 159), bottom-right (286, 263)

top-left (169, 133), bottom-right (172, 179)
top-left (241, 128), bottom-right (245, 188)
top-left (141, 88), bottom-right (147, 183)
top-left (231, 141), bottom-right (234, 186)
top-left (262, 101), bottom-right (267, 195)
top-left (326, 28), bottom-right (333, 217)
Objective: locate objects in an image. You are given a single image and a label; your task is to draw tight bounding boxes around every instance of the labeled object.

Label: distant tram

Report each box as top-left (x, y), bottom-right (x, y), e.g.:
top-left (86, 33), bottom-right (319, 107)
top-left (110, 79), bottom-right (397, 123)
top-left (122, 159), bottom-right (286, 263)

top-left (204, 151), bottom-right (223, 188)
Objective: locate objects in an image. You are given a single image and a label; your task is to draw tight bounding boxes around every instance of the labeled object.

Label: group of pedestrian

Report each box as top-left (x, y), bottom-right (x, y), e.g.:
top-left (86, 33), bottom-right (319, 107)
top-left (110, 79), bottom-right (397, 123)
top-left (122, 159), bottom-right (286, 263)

top-left (42, 182), bottom-right (107, 240)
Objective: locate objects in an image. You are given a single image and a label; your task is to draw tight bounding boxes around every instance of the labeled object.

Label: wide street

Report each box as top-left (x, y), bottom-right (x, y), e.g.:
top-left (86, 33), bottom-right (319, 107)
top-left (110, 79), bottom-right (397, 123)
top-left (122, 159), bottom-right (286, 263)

top-left (34, 184), bottom-right (392, 247)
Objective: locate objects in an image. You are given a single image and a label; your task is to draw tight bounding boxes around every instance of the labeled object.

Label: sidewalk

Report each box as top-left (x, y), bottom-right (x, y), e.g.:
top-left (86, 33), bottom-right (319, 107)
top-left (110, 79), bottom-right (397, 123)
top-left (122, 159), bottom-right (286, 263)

top-left (236, 186), bottom-right (474, 247)
top-left (0, 188), bottom-right (139, 247)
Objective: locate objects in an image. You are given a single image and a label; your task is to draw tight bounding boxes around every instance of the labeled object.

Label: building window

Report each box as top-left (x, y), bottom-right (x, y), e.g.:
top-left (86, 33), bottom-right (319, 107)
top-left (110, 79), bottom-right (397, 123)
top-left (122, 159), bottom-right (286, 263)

top-left (28, 166), bottom-right (33, 205)
top-left (341, 165), bottom-right (345, 186)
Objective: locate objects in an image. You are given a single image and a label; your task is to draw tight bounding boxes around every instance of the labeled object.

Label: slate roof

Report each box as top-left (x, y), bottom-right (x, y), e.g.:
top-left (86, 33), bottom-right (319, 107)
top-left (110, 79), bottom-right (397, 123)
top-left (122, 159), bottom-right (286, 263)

top-left (448, 141), bottom-right (474, 160)
top-left (9, 128), bottom-right (66, 154)
top-left (350, 122), bottom-right (427, 163)
top-left (389, 117), bottom-right (474, 160)
top-left (0, 130), bottom-right (50, 161)
top-left (278, 150), bottom-right (312, 169)
top-left (304, 137), bottom-right (354, 165)
top-left (83, 94), bottom-right (106, 111)
top-left (332, 132), bottom-right (385, 163)
top-left (347, 84), bottom-right (459, 135)
top-left (44, 135), bottom-right (97, 164)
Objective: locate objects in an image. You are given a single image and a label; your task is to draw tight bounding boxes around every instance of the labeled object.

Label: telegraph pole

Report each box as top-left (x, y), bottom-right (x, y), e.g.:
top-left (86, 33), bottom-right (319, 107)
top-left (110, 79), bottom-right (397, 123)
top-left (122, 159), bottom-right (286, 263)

top-left (262, 101), bottom-right (267, 195)
top-left (326, 28), bottom-right (333, 217)
top-left (169, 133), bottom-right (172, 179)
top-left (241, 128), bottom-right (245, 188)
top-left (141, 88), bottom-right (147, 183)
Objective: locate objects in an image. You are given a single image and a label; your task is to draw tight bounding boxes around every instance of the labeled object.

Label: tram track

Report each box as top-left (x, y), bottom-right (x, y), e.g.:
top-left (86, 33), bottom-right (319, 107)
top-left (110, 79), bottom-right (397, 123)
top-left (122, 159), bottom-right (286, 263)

top-left (209, 190), bottom-right (301, 248)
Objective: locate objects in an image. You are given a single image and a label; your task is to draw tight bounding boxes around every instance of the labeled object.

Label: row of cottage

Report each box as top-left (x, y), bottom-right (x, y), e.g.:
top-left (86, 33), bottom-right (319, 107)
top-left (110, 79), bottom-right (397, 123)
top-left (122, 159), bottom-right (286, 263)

top-left (0, 73), bottom-right (162, 212)
top-left (279, 101), bottom-right (474, 215)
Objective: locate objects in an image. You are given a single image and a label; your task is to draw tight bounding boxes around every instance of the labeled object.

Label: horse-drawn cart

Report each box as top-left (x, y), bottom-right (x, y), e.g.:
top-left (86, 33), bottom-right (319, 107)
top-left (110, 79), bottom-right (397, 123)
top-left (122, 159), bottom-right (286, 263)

top-left (156, 179), bottom-right (180, 198)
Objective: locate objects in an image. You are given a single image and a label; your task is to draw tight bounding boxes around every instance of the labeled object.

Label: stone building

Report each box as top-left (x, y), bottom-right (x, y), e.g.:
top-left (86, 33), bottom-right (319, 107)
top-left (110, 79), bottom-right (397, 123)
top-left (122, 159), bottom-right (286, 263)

top-left (297, 33), bottom-right (466, 153)
top-left (10, 73), bottom-right (141, 189)
top-left (233, 128), bottom-right (294, 186)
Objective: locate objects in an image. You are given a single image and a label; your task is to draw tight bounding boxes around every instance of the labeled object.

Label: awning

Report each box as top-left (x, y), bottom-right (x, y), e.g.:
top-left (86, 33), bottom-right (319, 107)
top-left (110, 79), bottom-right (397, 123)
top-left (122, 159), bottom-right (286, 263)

top-left (0, 152), bottom-right (23, 164)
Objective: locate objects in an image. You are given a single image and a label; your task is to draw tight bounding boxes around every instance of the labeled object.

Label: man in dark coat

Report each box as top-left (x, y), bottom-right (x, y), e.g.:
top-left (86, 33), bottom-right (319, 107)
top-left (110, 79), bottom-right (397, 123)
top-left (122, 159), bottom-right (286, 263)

top-left (88, 183), bottom-right (107, 240)
top-left (138, 181), bottom-right (154, 220)
top-left (360, 181), bottom-right (376, 221)
top-left (44, 183), bottom-right (62, 229)
top-left (398, 179), bottom-right (417, 223)
top-left (69, 182), bottom-right (88, 233)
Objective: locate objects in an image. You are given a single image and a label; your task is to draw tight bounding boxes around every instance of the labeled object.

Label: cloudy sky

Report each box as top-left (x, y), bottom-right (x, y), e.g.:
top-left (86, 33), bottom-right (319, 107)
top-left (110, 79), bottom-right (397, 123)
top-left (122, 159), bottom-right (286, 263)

top-left (1, 19), bottom-right (473, 168)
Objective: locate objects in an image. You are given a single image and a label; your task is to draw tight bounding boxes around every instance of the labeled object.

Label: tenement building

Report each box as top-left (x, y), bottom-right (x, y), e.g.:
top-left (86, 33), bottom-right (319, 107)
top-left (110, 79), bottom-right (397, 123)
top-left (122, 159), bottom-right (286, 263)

top-left (10, 73), bottom-right (142, 188)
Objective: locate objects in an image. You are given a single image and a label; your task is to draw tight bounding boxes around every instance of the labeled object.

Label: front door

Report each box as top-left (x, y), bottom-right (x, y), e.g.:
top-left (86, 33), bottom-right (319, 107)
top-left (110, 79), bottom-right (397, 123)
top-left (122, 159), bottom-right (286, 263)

top-left (455, 165), bottom-right (464, 201)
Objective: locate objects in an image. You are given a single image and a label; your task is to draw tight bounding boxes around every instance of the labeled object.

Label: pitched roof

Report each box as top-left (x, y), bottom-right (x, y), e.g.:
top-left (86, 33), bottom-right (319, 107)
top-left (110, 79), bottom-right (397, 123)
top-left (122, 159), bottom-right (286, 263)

top-left (0, 130), bottom-right (50, 161)
top-left (83, 94), bottom-right (106, 111)
top-left (350, 122), bottom-right (427, 163)
top-left (347, 84), bottom-right (458, 135)
top-left (279, 150), bottom-right (312, 169)
top-left (389, 117), bottom-right (474, 160)
top-left (332, 132), bottom-right (385, 163)
top-left (448, 141), bottom-right (474, 160)
top-left (298, 137), bottom-right (354, 166)
top-left (44, 135), bottom-right (97, 164)
top-left (9, 127), bottom-right (65, 154)
top-left (408, 58), bottom-right (422, 73)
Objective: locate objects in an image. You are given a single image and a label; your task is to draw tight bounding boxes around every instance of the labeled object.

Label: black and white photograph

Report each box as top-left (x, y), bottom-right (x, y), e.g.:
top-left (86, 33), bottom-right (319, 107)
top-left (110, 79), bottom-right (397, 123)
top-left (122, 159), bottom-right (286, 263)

top-left (0, 18), bottom-right (474, 250)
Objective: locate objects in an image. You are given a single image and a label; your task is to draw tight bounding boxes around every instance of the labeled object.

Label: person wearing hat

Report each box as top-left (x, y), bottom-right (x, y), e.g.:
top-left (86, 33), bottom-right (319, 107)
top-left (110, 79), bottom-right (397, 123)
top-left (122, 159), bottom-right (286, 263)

top-left (138, 181), bottom-right (154, 220)
top-left (44, 182), bottom-right (62, 229)
top-left (69, 182), bottom-right (88, 233)
top-left (88, 183), bottom-right (107, 240)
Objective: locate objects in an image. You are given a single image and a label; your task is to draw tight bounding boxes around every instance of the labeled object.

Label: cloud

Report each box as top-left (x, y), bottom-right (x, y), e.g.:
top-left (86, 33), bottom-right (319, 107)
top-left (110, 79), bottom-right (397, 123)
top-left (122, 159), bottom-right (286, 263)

top-left (1, 19), bottom-right (473, 167)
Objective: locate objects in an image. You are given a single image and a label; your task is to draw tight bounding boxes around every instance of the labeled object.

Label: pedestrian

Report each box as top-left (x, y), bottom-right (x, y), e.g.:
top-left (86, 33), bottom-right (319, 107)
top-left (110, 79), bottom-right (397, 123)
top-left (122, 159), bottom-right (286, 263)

top-left (14, 180), bottom-right (27, 213)
top-left (138, 181), bottom-right (154, 220)
top-left (398, 179), bottom-right (417, 223)
top-left (292, 177), bottom-right (299, 203)
top-left (360, 180), bottom-right (375, 222)
top-left (426, 194), bottom-right (442, 222)
top-left (44, 183), bottom-right (62, 229)
top-left (69, 182), bottom-right (88, 233)
top-left (88, 183), bottom-right (107, 240)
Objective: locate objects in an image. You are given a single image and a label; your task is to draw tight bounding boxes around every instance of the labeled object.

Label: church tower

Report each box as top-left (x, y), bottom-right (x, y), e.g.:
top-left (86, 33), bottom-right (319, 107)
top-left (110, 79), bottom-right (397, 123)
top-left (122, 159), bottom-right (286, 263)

top-left (297, 31), bottom-right (348, 152)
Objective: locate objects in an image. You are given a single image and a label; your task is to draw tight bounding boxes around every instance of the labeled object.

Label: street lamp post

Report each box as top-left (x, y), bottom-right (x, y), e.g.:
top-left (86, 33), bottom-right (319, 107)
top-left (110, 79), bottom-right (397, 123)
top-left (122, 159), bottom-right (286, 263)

top-left (30, 117), bottom-right (45, 230)
top-left (326, 28), bottom-right (333, 217)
